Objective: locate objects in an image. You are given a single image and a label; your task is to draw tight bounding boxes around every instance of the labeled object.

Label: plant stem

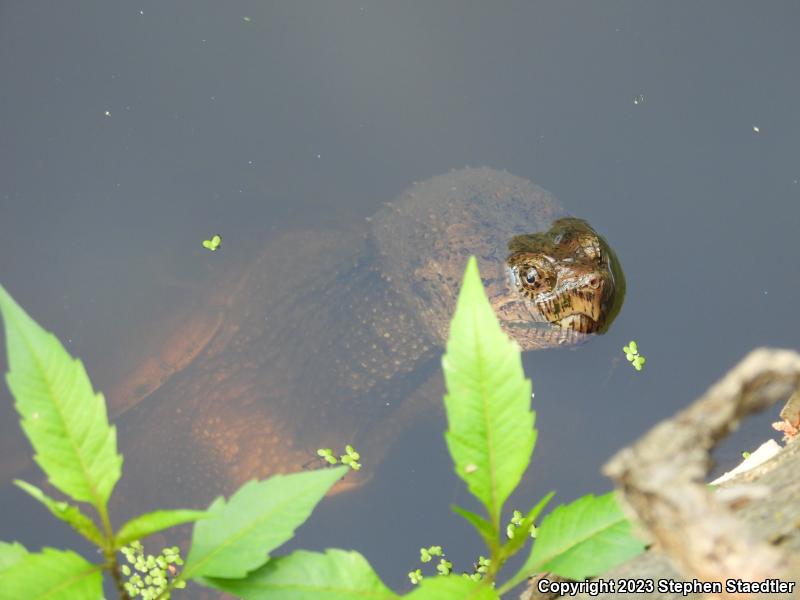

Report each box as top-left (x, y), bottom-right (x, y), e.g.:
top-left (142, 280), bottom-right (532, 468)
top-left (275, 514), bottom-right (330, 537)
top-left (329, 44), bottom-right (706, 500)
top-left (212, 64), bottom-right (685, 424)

top-left (108, 555), bottom-right (131, 600)
top-left (95, 502), bottom-right (131, 599)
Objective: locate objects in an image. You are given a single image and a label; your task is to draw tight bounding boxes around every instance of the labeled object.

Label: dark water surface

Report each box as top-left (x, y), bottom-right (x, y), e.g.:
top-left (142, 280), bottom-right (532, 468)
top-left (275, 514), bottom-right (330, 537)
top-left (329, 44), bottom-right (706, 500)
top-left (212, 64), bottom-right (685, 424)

top-left (2, 1), bottom-right (799, 594)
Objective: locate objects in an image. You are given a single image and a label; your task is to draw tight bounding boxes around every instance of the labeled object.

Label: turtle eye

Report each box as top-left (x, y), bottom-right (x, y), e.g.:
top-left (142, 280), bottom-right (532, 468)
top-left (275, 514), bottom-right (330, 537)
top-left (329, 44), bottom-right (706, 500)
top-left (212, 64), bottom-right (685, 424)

top-left (525, 268), bottom-right (538, 285)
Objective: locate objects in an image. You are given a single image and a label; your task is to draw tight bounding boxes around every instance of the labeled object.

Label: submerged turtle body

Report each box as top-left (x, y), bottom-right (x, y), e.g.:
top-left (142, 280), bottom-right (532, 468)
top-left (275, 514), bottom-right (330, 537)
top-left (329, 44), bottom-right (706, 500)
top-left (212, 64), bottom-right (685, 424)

top-left (114, 168), bottom-right (624, 505)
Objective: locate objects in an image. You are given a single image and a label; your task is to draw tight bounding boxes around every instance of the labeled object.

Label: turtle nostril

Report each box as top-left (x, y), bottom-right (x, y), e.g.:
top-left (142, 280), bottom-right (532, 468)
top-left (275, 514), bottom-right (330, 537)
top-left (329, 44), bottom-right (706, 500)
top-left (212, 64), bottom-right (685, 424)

top-left (588, 276), bottom-right (600, 289)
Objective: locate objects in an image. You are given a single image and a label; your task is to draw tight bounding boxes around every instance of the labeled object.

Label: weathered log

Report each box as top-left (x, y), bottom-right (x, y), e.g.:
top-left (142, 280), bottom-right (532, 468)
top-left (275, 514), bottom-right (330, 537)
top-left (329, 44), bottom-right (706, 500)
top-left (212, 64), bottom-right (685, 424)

top-left (523, 348), bottom-right (800, 600)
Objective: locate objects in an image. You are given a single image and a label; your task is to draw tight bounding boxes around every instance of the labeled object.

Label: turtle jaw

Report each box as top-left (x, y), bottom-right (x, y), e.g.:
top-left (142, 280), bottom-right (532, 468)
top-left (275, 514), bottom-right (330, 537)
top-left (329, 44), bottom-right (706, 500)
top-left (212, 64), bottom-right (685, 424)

top-left (497, 316), bottom-right (591, 348)
top-left (555, 312), bottom-right (600, 334)
top-left (537, 274), bottom-right (610, 334)
top-left (546, 278), bottom-right (607, 333)
top-left (490, 292), bottom-right (596, 349)
top-left (498, 295), bottom-right (604, 335)
top-left (490, 268), bottom-right (611, 344)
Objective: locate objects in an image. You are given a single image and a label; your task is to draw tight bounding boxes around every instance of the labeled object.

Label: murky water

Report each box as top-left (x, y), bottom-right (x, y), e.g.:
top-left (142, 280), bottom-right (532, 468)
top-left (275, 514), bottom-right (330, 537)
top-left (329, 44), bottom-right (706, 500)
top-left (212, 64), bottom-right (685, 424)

top-left (2, 2), bottom-right (799, 594)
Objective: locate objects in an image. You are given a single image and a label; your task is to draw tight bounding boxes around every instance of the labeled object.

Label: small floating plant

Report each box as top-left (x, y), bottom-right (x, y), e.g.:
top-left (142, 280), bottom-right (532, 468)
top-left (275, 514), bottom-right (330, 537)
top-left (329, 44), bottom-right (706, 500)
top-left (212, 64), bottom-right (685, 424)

top-left (316, 444), bottom-right (362, 471)
top-left (201, 234), bottom-right (221, 252)
top-left (623, 340), bottom-right (646, 371)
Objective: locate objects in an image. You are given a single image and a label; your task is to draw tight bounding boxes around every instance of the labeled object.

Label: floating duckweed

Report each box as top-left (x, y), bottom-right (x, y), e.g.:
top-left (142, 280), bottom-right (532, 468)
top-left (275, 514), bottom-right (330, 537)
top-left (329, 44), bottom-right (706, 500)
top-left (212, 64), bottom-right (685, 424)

top-left (120, 540), bottom-right (184, 599)
top-left (436, 558), bottom-right (453, 576)
top-left (340, 444), bottom-right (362, 470)
top-left (623, 341), bottom-right (647, 371)
top-left (506, 509), bottom-right (537, 539)
top-left (316, 447), bottom-right (338, 465)
top-left (476, 556), bottom-right (491, 574)
top-left (409, 546), bottom-right (447, 585)
top-left (315, 444), bottom-right (362, 470)
top-left (419, 545), bottom-right (442, 563)
top-left (201, 234), bottom-right (222, 252)
top-left (460, 556), bottom-right (491, 581)
top-left (410, 545), bottom-right (491, 584)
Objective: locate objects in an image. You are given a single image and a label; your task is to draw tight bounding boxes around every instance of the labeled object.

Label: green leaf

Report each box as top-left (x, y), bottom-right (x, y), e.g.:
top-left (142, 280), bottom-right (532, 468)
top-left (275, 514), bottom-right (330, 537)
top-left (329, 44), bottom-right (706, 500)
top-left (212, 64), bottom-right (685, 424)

top-left (402, 575), bottom-right (498, 599)
top-left (183, 467), bottom-right (347, 580)
top-left (13, 480), bottom-right (105, 548)
top-left (204, 548), bottom-right (396, 599)
top-left (520, 492), bottom-right (645, 582)
top-left (0, 542), bottom-right (27, 573)
top-left (441, 257), bottom-right (536, 528)
top-left (0, 285), bottom-right (122, 507)
top-left (628, 341), bottom-right (637, 353)
top-left (0, 547), bottom-right (102, 600)
top-left (451, 505), bottom-right (496, 551)
top-left (115, 508), bottom-right (207, 548)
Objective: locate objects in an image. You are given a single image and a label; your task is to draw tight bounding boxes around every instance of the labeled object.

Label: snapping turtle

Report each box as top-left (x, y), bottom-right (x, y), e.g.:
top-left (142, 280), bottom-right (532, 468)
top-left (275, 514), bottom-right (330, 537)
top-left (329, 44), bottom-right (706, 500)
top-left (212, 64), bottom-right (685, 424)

top-left (110, 167), bottom-right (624, 505)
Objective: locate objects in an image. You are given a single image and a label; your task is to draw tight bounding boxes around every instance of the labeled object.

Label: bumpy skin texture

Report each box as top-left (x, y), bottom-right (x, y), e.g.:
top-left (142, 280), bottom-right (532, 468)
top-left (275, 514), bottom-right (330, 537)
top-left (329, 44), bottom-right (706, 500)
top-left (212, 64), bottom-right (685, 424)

top-left (370, 167), bottom-right (566, 348)
top-left (113, 168), bottom-right (623, 509)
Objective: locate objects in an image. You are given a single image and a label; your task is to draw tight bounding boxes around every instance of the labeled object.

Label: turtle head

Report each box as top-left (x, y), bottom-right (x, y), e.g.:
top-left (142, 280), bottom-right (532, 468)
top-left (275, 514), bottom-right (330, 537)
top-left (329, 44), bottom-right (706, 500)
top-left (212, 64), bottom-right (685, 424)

top-left (491, 218), bottom-right (625, 346)
top-left (370, 169), bottom-right (625, 350)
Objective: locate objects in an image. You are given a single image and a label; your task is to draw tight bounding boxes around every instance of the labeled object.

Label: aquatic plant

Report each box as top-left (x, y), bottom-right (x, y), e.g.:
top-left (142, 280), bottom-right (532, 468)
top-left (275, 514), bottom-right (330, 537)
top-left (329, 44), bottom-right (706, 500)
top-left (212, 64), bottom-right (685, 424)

top-left (623, 340), bottom-right (647, 371)
top-left (201, 234), bottom-right (221, 251)
top-left (316, 444), bottom-right (362, 471)
top-left (119, 541), bottom-right (184, 599)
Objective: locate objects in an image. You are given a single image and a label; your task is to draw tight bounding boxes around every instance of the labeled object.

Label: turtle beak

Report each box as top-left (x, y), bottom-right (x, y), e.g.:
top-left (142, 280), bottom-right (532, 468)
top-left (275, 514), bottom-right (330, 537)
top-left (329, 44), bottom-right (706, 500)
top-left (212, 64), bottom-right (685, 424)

top-left (556, 313), bottom-right (599, 333)
top-left (553, 274), bottom-right (606, 333)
